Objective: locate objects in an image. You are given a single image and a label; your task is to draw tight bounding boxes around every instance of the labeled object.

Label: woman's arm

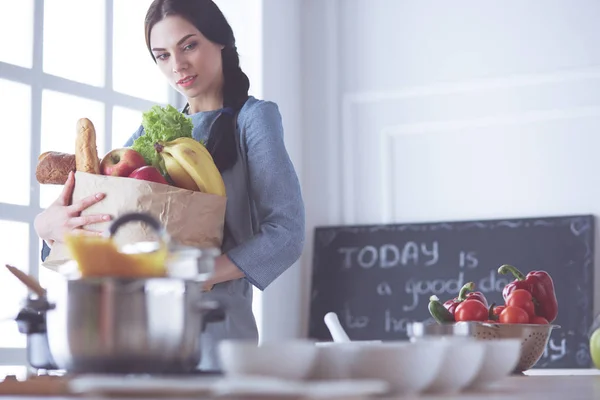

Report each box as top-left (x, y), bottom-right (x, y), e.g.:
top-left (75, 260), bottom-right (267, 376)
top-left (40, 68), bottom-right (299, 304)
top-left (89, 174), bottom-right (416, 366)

top-left (41, 240), bottom-right (51, 262)
top-left (38, 126), bottom-right (145, 264)
top-left (204, 255), bottom-right (245, 289)
top-left (211, 101), bottom-right (305, 291)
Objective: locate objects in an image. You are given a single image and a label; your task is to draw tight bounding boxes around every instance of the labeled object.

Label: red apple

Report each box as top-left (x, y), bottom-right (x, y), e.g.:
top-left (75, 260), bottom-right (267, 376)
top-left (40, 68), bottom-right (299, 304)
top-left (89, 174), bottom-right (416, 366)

top-left (128, 166), bottom-right (168, 185)
top-left (100, 148), bottom-right (147, 177)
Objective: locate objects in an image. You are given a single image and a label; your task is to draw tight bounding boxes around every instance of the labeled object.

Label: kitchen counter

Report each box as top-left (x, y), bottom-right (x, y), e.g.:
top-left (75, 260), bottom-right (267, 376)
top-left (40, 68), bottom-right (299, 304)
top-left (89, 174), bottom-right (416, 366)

top-left (409, 370), bottom-right (600, 400)
top-left (0, 369), bottom-right (598, 399)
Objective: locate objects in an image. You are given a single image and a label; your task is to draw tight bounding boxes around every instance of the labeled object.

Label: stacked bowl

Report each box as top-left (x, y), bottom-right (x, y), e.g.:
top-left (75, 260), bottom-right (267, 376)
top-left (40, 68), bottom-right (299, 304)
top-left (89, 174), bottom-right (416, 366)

top-left (217, 321), bottom-right (558, 397)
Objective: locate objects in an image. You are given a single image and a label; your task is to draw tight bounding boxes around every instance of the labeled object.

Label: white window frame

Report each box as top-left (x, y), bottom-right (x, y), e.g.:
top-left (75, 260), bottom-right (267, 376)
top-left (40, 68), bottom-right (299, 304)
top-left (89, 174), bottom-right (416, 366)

top-left (1, 0), bottom-right (265, 371)
top-left (0, 0), bottom-right (264, 371)
top-left (0, 0), bottom-right (182, 368)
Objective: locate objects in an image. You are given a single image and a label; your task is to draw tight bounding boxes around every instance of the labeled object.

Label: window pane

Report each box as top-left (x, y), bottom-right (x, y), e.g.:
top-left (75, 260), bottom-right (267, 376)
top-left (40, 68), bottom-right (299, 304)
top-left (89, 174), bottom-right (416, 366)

top-left (39, 185), bottom-right (63, 210)
top-left (214, 0), bottom-right (263, 98)
top-left (38, 263), bottom-right (62, 299)
top-left (0, 220), bottom-right (29, 348)
top-left (113, 0), bottom-right (169, 102)
top-left (39, 90), bottom-right (105, 208)
top-left (0, 79), bottom-right (31, 206)
top-left (113, 106), bottom-right (142, 148)
top-left (0, 0), bottom-right (33, 68)
top-left (43, 0), bottom-right (105, 86)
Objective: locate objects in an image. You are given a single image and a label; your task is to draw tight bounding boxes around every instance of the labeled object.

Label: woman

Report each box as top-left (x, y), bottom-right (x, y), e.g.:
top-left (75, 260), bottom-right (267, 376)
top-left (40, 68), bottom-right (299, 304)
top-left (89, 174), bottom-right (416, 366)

top-left (35, 0), bottom-right (305, 370)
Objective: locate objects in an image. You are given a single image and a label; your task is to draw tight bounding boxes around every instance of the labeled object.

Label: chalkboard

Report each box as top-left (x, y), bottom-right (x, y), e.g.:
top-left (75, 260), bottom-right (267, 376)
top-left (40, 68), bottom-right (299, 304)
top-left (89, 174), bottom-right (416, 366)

top-left (308, 214), bottom-right (595, 369)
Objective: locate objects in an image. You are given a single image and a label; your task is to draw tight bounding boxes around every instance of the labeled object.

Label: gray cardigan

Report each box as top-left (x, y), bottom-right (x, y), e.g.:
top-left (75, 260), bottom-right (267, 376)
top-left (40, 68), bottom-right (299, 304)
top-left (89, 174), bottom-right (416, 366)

top-left (41, 96), bottom-right (305, 370)
top-left (124, 96), bottom-right (306, 369)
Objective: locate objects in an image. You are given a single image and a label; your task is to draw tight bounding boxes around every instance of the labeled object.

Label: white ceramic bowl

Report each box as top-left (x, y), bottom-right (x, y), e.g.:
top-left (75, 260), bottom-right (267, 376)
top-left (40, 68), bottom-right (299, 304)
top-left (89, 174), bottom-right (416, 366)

top-left (311, 341), bottom-right (383, 380)
top-left (311, 343), bottom-right (354, 380)
top-left (218, 339), bottom-right (318, 381)
top-left (467, 338), bottom-right (521, 390)
top-left (350, 340), bottom-right (448, 395)
top-left (423, 337), bottom-right (485, 394)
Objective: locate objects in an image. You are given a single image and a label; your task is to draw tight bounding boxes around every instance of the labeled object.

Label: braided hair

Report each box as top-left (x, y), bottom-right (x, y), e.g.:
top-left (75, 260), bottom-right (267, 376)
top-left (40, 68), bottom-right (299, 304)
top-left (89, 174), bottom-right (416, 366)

top-left (145, 0), bottom-right (250, 172)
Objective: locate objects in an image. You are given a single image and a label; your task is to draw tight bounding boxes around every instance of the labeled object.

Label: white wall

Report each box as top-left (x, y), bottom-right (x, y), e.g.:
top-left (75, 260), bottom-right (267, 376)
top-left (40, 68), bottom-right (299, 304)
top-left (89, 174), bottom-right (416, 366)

top-left (300, 0), bottom-right (600, 338)
top-left (171, 0), bottom-right (600, 343)
top-left (213, 0), bottom-right (307, 342)
top-left (258, 0), bottom-right (306, 342)
top-left (257, 0), bottom-right (600, 340)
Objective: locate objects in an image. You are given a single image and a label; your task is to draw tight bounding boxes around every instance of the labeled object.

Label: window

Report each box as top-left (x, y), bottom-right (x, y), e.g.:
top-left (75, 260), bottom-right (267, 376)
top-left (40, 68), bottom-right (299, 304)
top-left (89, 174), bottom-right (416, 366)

top-left (1, 0), bottom-right (265, 371)
top-left (0, 221), bottom-right (30, 349)
top-left (0, 0), bottom-right (34, 68)
top-left (0, 0), bottom-right (174, 369)
top-left (43, 0), bottom-right (106, 87)
top-left (0, 80), bottom-right (31, 206)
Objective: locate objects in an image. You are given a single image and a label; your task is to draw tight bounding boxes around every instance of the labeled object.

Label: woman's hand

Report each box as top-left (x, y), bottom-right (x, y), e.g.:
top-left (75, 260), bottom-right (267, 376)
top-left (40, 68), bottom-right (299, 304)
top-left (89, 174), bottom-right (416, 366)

top-left (202, 254), bottom-right (246, 290)
top-left (34, 171), bottom-right (112, 244)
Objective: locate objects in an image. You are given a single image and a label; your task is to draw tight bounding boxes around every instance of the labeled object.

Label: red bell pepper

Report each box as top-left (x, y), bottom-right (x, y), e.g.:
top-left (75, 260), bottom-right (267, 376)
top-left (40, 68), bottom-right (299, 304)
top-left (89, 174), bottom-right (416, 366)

top-left (443, 282), bottom-right (488, 315)
top-left (498, 264), bottom-right (558, 323)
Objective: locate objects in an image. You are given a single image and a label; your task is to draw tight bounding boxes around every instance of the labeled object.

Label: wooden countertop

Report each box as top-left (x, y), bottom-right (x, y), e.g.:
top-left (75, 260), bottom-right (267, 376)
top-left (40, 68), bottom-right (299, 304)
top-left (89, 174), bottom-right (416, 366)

top-left (409, 370), bottom-right (600, 400)
top-left (0, 369), bottom-right (598, 399)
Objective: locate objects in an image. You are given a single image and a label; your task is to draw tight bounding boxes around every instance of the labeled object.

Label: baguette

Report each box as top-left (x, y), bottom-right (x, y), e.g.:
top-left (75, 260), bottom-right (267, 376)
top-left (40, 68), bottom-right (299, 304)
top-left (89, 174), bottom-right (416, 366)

top-left (35, 152), bottom-right (76, 185)
top-left (75, 118), bottom-right (101, 174)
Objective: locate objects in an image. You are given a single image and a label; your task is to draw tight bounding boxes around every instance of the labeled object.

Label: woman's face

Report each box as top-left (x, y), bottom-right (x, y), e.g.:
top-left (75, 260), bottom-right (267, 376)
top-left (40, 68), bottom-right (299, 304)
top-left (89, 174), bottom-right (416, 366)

top-left (150, 15), bottom-right (224, 100)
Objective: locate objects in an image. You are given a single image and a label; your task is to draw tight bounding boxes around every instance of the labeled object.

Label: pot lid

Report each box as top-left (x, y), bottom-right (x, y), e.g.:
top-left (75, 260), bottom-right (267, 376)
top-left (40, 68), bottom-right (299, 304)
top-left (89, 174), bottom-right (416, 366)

top-left (63, 212), bottom-right (220, 281)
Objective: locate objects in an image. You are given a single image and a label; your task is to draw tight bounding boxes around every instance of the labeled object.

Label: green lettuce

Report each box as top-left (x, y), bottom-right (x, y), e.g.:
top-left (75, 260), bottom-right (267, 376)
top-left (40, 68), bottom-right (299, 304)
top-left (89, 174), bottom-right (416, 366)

top-left (132, 104), bottom-right (193, 169)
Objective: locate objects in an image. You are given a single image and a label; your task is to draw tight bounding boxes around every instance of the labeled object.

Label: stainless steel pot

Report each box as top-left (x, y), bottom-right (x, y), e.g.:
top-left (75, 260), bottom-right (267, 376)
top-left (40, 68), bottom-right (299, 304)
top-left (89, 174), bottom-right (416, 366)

top-left (16, 212), bottom-right (226, 374)
top-left (44, 277), bottom-right (222, 374)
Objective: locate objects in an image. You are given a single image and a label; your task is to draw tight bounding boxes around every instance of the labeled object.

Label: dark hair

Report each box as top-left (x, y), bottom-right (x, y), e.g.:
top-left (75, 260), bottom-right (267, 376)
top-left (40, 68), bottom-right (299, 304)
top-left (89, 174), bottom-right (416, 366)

top-left (144, 0), bottom-right (249, 172)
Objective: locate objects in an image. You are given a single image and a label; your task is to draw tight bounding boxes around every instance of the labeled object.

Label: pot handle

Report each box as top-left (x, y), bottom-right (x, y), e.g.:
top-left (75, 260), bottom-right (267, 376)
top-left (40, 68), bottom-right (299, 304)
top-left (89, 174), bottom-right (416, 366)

top-left (106, 212), bottom-right (169, 242)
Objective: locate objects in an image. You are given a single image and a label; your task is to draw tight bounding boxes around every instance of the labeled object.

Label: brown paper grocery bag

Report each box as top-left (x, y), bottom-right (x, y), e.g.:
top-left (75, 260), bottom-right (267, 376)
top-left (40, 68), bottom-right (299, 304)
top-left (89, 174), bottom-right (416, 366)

top-left (42, 171), bottom-right (226, 270)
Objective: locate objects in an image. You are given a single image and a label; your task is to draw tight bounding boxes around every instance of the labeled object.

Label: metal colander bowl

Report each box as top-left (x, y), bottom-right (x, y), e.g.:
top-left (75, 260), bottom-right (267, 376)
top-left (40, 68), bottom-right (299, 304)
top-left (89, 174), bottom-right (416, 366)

top-left (406, 321), bottom-right (560, 373)
top-left (469, 322), bottom-right (560, 372)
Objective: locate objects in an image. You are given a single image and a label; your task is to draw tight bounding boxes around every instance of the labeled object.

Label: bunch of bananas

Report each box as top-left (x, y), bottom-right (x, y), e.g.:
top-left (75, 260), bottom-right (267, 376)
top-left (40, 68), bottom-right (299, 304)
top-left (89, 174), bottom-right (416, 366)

top-left (157, 137), bottom-right (226, 197)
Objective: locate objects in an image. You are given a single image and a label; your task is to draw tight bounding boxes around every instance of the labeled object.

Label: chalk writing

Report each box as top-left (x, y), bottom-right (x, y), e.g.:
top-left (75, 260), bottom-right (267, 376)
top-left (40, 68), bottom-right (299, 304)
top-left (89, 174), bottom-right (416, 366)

top-left (380, 244), bottom-right (399, 268)
top-left (421, 243), bottom-right (439, 266)
top-left (377, 282), bottom-right (393, 296)
top-left (344, 306), bottom-right (369, 329)
top-left (358, 246), bottom-right (377, 268)
top-left (403, 273), bottom-right (465, 311)
top-left (575, 343), bottom-right (591, 367)
top-left (338, 241), bottom-right (439, 269)
top-left (402, 271), bottom-right (510, 311)
top-left (477, 270), bottom-right (511, 293)
top-left (543, 338), bottom-right (567, 361)
top-left (459, 251), bottom-right (478, 269)
top-left (384, 309), bottom-right (411, 333)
